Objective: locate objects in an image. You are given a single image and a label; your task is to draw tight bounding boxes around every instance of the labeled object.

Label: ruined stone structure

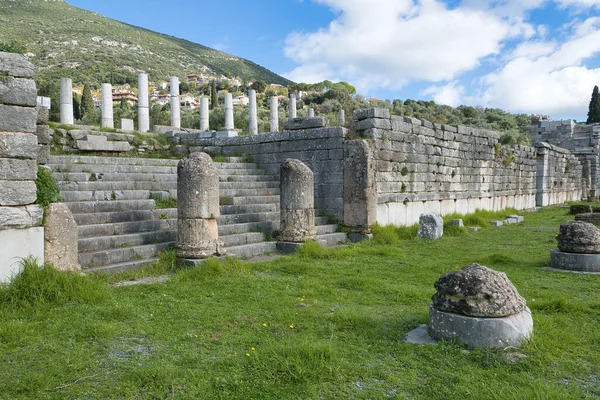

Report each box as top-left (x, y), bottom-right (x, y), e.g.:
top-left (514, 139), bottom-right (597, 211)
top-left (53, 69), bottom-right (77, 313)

top-left (0, 52), bottom-right (44, 282)
top-left (532, 120), bottom-right (600, 199)
top-left (176, 152), bottom-right (224, 259)
top-left (550, 220), bottom-right (600, 272)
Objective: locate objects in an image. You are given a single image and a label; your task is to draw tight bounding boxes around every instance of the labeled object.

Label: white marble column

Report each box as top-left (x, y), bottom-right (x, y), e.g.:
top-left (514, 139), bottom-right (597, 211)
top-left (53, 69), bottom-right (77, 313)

top-left (289, 93), bottom-right (297, 119)
top-left (338, 109), bottom-right (345, 126)
top-left (248, 90), bottom-right (258, 135)
top-left (138, 73), bottom-right (149, 132)
top-left (59, 78), bottom-right (74, 125)
top-left (308, 108), bottom-right (315, 118)
top-left (270, 96), bottom-right (279, 132)
top-left (224, 93), bottom-right (234, 130)
top-left (200, 97), bottom-right (209, 131)
top-left (101, 83), bottom-right (114, 129)
top-left (170, 76), bottom-right (181, 129)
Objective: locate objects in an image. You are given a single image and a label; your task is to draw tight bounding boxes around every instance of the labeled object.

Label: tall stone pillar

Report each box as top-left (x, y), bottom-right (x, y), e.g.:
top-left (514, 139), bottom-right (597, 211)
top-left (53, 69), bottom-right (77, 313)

top-left (177, 152), bottom-right (225, 259)
top-left (138, 73), bottom-right (149, 132)
top-left (277, 159), bottom-right (316, 243)
top-left (248, 89), bottom-right (258, 135)
top-left (101, 83), bottom-right (114, 129)
top-left (307, 108), bottom-right (315, 118)
top-left (224, 93), bottom-right (234, 130)
top-left (170, 76), bottom-right (181, 129)
top-left (200, 97), bottom-right (209, 131)
top-left (270, 96), bottom-right (279, 132)
top-left (344, 140), bottom-right (376, 239)
top-left (338, 109), bottom-right (345, 126)
top-left (289, 93), bottom-right (297, 119)
top-left (59, 77), bottom-right (74, 125)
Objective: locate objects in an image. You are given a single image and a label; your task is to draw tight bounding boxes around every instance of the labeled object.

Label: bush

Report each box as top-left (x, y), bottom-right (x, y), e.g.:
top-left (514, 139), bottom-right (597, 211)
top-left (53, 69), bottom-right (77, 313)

top-left (0, 41), bottom-right (27, 54)
top-left (35, 166), bottom-right (61, 209)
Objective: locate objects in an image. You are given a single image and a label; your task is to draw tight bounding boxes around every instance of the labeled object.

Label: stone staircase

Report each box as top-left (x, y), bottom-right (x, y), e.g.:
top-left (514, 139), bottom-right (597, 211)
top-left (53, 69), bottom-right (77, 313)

top-left (48, 155), bottom-right (346, 273)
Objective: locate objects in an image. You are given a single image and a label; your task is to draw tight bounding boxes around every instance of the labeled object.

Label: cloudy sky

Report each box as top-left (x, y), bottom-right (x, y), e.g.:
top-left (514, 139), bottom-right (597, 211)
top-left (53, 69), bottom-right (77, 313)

top-left (67, 0), bottom-right (600, 121)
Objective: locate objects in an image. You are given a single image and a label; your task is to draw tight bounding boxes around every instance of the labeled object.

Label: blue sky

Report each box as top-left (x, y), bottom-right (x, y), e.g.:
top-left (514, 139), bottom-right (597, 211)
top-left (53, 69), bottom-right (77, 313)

top-left (66, 0), bottom-right (600, 121)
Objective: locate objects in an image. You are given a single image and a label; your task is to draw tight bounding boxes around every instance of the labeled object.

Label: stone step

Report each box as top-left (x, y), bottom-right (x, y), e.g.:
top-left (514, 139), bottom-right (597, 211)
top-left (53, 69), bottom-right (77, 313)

top-left (61, 190), bottom-right (153, 202)
top-left (219, 221), bottom-right (279, 236)
top-left (78, 219), bottom-right (176, 238)
top-left (315, 216), bottom-right (329, 225)
top-left (315, 224), bottom-right (339, 235)
top-left (64, 199), bottom-right (157, 214)
top-left (53, 172), bottom-right (276, 183)
top-left (230, 195), bottom-right (280, 205)
top-left (220, 204), bottom-right (279, 215)
top-left (79, 230), bottom-right (177, 253)
top-left (316, 232), bottom-right (348, 246)
top-left (49, 155), bottom-right (180, 167)
top-left (226, 242), bottom-right (278, 259)
top-left (79, 242), bottom-right (174, 268)
top-left (220, 232), bottom-right (266, 247)
top-left (59, 180), bottom-right (279, 192)
top-left (49, 163), bottom-right (262, 175)
top-left (73, 209), bottom-right (161, 225)
top-left (84, 258), bottom-right (158, 274)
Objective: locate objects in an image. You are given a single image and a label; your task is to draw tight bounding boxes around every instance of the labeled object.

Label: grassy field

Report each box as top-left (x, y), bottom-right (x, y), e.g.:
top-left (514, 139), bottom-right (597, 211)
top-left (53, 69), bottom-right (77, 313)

top-left (1, 206), bottom-right (599, 399)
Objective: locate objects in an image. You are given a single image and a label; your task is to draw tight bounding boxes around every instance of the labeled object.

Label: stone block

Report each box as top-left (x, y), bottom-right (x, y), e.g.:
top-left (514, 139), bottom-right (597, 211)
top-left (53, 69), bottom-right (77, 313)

top-left (36, 106), bottom-right (50, 124)
top-left (120, 118), bottom-right (135, 132)
top-left (417, 213), bottom-right (443, 239)
top-left (215, 130), bottom-right (238, 138)
top-left (550, 249), bottom-right (600, 272)
top-left (0, 227), bottom-right (44, 283)
top-left (0, 205), bottom-right (43, 230)
top-left (429, 305), bottom-right (533, 349)
top-left (283, 117), bottom-right (327, 130)
top-left (0, 158), bottom-right (36, 180)
top-left (0, 180), bottom-right (36, 206)
top-left (0, 77), bottom-right (37, 107)
top-left (76, 135), bottom-right (132, 152)
top-left (37, 144), bottom-right (50, 165)
top-left (490, 220), bottom-right (504, 227)
top-left (0, 105), bottom-right (37, 133)
top-left (353, 118), bottom-right (391, 131)
top-left (353, 108), bottom-right (390, 121)
top-left (449, 219), bottom-right (464, 228)
top-left (0, 52), bottom-right (35, 78)
top-left (35, 125), bottom-right (51, 144)
top-left (37, 96), bottom-right (51, 109)
top-left (44, 203), bottom-right (80, 271)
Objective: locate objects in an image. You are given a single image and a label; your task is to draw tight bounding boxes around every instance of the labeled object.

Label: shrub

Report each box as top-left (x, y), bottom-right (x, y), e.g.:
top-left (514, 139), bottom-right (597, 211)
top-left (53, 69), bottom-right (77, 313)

top-left (35, 166), bottom-right (61, 210)
top-left (0, 41), bottom-right (27, 54)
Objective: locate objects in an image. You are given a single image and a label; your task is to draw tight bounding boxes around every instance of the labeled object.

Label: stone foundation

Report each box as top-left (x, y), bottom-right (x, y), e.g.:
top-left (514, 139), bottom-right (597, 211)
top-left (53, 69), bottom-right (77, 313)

top-left (550, 249), bottom-right (600, 272)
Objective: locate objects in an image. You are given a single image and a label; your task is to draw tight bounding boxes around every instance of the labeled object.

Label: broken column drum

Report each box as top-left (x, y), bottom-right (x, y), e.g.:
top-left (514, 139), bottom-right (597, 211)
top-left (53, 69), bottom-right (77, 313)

top-left (177, 152), bottom-right (224, 258)
top-left (278, 159), bottom-right (316, 242)
top-left (550, 220), bottom-right (600, 272)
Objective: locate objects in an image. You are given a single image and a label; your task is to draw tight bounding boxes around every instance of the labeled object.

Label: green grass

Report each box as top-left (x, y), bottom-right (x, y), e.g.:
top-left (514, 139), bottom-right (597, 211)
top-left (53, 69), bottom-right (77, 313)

top-left (154, 197), bottom-right (177, 209)
top-left (1, 207), bottom-right (599, 399)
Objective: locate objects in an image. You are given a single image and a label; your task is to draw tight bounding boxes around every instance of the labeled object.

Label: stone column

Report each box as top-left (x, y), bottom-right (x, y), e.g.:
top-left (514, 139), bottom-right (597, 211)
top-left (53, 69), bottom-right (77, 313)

top-left (536, 144), bottom-right (549, 207)
top-left (289, 93), bottom-right (297, 119)
top-left (138, 73), bottom-right (149, 132)
top-left (278, 159), bottom-right (316, 243)
top-left (344, 140), bottom-right (376, 240)
top-left (224, 93), bottom-right (234, 130)
top-left (307, 108), bottom-right (315, 118)
top-left (170, 76), bottom-right (181, 129)
top-left (248, 89), bottom-right (258, 135)
top-left (338, 109), bottom-right (345, 126)
top-left (270, 96), bottom-right (279, 132)
top-left (200, 97), bottom-right (210, 131)
top-left (177, 152), bottom-right (225, 259)
top-left (59, 77), bottom-right (74, 125)
top-left (101, 83), bottom-right (114, 129)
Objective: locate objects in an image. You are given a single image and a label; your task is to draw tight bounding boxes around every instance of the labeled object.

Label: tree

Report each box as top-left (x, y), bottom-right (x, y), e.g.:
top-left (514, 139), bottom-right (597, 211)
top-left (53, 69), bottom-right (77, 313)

top-left (210, 80), bottom-right (218, 110)
top-left (73, 93), bottom-right (81, 120)
top-left (251, 80), bottom-right (267, 93)
top-left (80, 84), bottom-right (94, 118)
top-left (587, 85), bottom-right (600, 124)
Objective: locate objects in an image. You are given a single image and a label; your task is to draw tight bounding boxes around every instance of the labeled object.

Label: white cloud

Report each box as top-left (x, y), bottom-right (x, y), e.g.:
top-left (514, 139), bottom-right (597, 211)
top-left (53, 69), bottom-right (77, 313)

top-left (478, 17), bottom-right (600, 118)
top-left (555, 0), bottom-right (600, 8)
top-left (421, 81), bottom-right (465, 107)
top-left (284, 0), bottom-right (514, 90)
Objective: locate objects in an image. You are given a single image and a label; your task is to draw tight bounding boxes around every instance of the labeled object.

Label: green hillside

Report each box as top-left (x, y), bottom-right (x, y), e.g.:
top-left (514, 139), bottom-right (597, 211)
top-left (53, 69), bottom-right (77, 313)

top-left (0, 0), bottom-right (293, 87)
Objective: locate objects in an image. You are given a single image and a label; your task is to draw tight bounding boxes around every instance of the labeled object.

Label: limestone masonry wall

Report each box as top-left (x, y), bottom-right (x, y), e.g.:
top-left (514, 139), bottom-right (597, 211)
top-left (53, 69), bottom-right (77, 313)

top-left (535, 143), bottom-right (583, 207)
top-left (172, 127), bottom-right (346, 220)
top-left (0, 51), bottom-right (44, 282)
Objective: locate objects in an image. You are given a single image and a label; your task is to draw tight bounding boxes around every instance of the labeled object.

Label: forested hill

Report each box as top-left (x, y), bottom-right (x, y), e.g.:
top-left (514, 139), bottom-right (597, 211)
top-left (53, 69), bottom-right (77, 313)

top-left (0, 0), bottom-right (293, 87)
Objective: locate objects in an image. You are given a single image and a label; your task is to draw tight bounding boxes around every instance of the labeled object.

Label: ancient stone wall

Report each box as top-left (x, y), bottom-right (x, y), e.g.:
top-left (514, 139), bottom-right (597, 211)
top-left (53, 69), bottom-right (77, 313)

top-left (172, 127), bottom-right (346, 220)
top-left (352, 109), bottom-right (539, 226)
top-left (535, 143), bottom-right (583, 206)
top-left (0, 51), bottom-right (44, 282)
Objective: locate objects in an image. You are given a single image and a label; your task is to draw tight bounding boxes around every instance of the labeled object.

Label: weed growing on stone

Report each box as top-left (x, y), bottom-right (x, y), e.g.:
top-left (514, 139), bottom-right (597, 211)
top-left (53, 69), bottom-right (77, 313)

top-left (154, 198), bottom-right (177, 209)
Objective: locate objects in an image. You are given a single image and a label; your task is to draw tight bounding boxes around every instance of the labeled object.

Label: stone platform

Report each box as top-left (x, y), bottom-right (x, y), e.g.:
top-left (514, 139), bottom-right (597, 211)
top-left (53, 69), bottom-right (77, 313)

top-left (550, 249), bottom-right (600, 272)
top-left (428, 305), bottom-right (533, 349)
